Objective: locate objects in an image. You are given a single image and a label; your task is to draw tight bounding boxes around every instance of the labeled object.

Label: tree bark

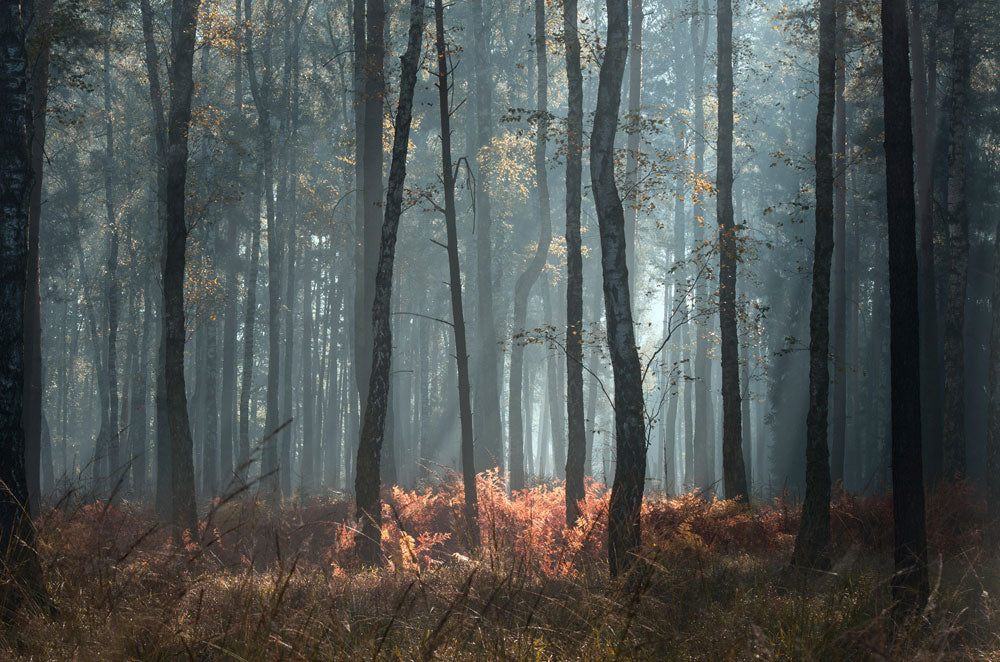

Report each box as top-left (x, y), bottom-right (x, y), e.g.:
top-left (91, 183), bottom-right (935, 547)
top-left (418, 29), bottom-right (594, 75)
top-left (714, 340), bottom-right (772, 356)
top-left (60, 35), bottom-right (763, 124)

top-left (163, 0), bottom-right (202, 534)
top-left (593, 0), bottom-right (646, 578)
top-left (353, 0), bottom-right (424, 567)
top-left (791, 0), bottom-right (835, 570)
top-left (941, 0), bottom-right (970, 480)
top-left (435, 0), bottom-right (479, 546)
top-left (0, 0), bottom-right (41, 612)
top-left (881, 0), bottom-right (929, 609)
top-left (717, 0), bottom-right (748, 503)
top-left (830, 0), bottom-right (847, 487)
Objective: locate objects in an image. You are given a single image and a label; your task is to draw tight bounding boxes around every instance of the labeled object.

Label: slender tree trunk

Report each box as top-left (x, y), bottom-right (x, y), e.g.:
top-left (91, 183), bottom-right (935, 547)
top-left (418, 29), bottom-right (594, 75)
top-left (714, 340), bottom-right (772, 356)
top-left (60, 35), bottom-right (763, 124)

top-left (910, 0), bottom-right (942, 487)
top-left (353, 0), bottom-right (424, 566)
top-left (717, 0), bottom-right (747, 503)
top-left (435, 0), bottom-right (479, 546)
top-left (508, 0), bottom-right (553, 493)
top-left (987, 219), bottom-right (1000, 528)
top-left (593, 0), bottom-right (646, 578)
top-left (23, 0), bottom-right (52, 517)
top-left (471, 0), bottom-right (502, 472)
top-left (102, 2), bottom-right (121, 494)
top-left (131, 285), bottom-right (151, 497)
top-left (882, 0), bottom-right (929, 609)
top-left (563, 0), bottom-right (586, 525)
top-left (830, 1), bottom-right (847, 487)
top-left (791, 0), bottom-right (835, 570)
top-left (623, 0), bottom-right (642, 299)
top-left (239, 178), bottom-right (262, 482)
top-left (300, 255), bottom-right (316, 494)
top-left (941, 1), bottom-right (970, 480)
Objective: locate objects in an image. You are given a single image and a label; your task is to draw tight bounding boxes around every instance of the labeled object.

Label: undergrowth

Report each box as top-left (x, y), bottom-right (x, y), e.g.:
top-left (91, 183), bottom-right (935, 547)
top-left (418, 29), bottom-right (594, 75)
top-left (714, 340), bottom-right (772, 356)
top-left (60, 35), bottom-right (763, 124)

top-left (2, 474), bottom-right (998, 660)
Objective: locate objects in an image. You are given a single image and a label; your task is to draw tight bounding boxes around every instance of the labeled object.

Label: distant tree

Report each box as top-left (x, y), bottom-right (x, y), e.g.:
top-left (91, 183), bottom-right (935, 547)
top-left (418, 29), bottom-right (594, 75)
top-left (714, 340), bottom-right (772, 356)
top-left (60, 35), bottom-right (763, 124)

top-left (353, 0), bottom-right (425, 567)
top-left (881, 0), bottom-right (929, 609)
top-left (0, 0), bottom-right (42, 615)
top-left (791, 0), bottom-right (835, 571)
top-left (592, 0), bottom-right (646, 578)
top-left (988, 220), bottom-right (1000, 528)
top-left (942, 0), bottom-right (971, 481)
top-left (507, 0), bottom-right (553, 493)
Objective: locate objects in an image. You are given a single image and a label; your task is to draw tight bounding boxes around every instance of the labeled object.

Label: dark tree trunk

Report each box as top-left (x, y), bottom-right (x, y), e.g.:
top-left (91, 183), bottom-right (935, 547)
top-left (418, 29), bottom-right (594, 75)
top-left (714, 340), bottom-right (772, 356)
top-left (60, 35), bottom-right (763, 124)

top-left (881, 0), bottom-right (929, 609)
top-left (507, 0), bottom-right (552, 493)
top-left (434, 0), bottom-right (479, 546)
top-left (0, 0), bottom-right (41, 612)
top-left (941, 1), bottom-right (970, 480)
top-left (563, 0), bottom-right (586, 526)
top-left (163, 0), bottom-right (202, 533)
top-left (988, 220), bottom-right (1000, 529)
top-left (592, 0), bottom-right (646, 578)
top-left (831, 1), bottom-right (847, 487)
top-left (910, 0), bottom-right (942, 487)
top-left (791, 0), bottom-right (835, 571)
top-left (130, 284), bottom-right (151, 497)
top-left (23, 0), bottom-right (51, 517)
top-left (353, 0), bottom-right (424, 567)
top-left (716, 0), bottom-right (748, 503)
top-left (102, 2), bottom-right (121, 494)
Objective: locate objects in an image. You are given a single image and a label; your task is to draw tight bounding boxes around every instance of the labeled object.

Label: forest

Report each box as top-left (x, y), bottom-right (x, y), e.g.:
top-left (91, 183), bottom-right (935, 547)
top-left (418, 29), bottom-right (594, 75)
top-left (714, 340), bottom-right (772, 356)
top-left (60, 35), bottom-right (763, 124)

top-left (0, 0), bottom-right (999, 657)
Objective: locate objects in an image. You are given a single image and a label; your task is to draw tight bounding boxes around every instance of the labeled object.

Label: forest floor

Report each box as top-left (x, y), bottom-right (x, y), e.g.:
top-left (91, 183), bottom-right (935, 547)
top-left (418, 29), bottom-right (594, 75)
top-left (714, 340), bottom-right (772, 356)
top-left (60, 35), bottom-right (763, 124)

top-left (2, 474), bottom-right (998, 660)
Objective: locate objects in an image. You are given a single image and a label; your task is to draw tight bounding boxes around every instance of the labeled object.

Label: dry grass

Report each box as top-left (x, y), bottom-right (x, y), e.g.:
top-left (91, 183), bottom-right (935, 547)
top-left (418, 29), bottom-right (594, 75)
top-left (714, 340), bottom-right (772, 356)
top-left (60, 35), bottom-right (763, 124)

top-left (2, 475), bottom-right (998, 660)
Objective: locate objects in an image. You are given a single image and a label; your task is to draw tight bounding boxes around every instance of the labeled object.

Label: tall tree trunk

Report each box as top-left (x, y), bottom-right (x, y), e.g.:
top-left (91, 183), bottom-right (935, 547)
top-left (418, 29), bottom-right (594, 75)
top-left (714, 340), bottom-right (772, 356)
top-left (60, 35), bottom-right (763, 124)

top-left (351, 0), bottom-right (366, 490)
top-left (563, 0), bottom-right (586, 525)
top-left (238, 179), bottom-right (262, 482)
top-left (163, 0), bottom-right (202, 534)
top-left (23, 0), bottom-right (52, 517)
top-left (791, 0), bottom-right (835, 570)
top-left (507, 0), bottom-right (552, 493)
top-left (102, 2), bottom-right (120, 494)
top-left (435, 0), bottom-right (479, 546)
top-left (544, 281), bottom-right (565, 478)
top-left (941, 1), bottom-right (970, 480)
top-left (592, 0), bottom-right (646, 578)
top-left (470, 0), bottom-right (502, 473)
top-left (987, 220), bottom-right (1000, 528)
top-left (717, 0), bottom-right (748, 502)
top-left (623, 0), bottom-right (642, 300)
top-left (353, 0), bottom-right (424, 567)
top-left (881, 0), bottom-right (929, 609)
top-left (690, 6), bottom-right (712, 491)
top-left (830, 1), bottom-right (847, 487)
top-left (300, 256), bottom-right (316, 494)
top-left (0, 0), bottom-right (41, 611)
top-left (910, 0), bottom-right (942, 487)
top-left (139, 0), bottom-right (171, 521)
top-left (131, 284), bottom-right (151, 497)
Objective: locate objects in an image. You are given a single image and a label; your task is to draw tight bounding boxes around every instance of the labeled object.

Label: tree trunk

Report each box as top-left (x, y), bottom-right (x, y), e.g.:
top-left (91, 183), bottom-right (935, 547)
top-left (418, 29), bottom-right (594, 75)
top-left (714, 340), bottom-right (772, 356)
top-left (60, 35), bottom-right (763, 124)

top-left (0, 0), bottom-right (41, 611)
top-left (830, 1), bottom-right (847, 487)
top-left (239, 177), bottom-right (262, 482)
top-left (910, 0), bottom-right (942, 487)
top-left (623, 0), bottom-right (642, 300)
top-left (163, 0), bottom-right (202, 534)
top-left (435, 0), bottom-right (479, 546)
top-left (353, 0), bottom-right (424, 567)
top-left (563, 0), bottom-right (586, 525)
top-left (941, 1), bottom-right (970, 480)
top-left (791, 0), bottom-right (835, 570)
top-left (102, 2), bottom-right (121, 494)
top-left (881, 0), bottom-right (929, 609)
top-left (592, 0), bottom-right (646, 578)
top-left (470, 0), bottom-right (502, 473)
top-left (716, 0), bottom-right (748, 503)
top-left (508, 0), bottom-right (553, 493)
top-left (23, 0), bottom-right (52, 517)
top-left (987, 219), bottom-right (1000, 528)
